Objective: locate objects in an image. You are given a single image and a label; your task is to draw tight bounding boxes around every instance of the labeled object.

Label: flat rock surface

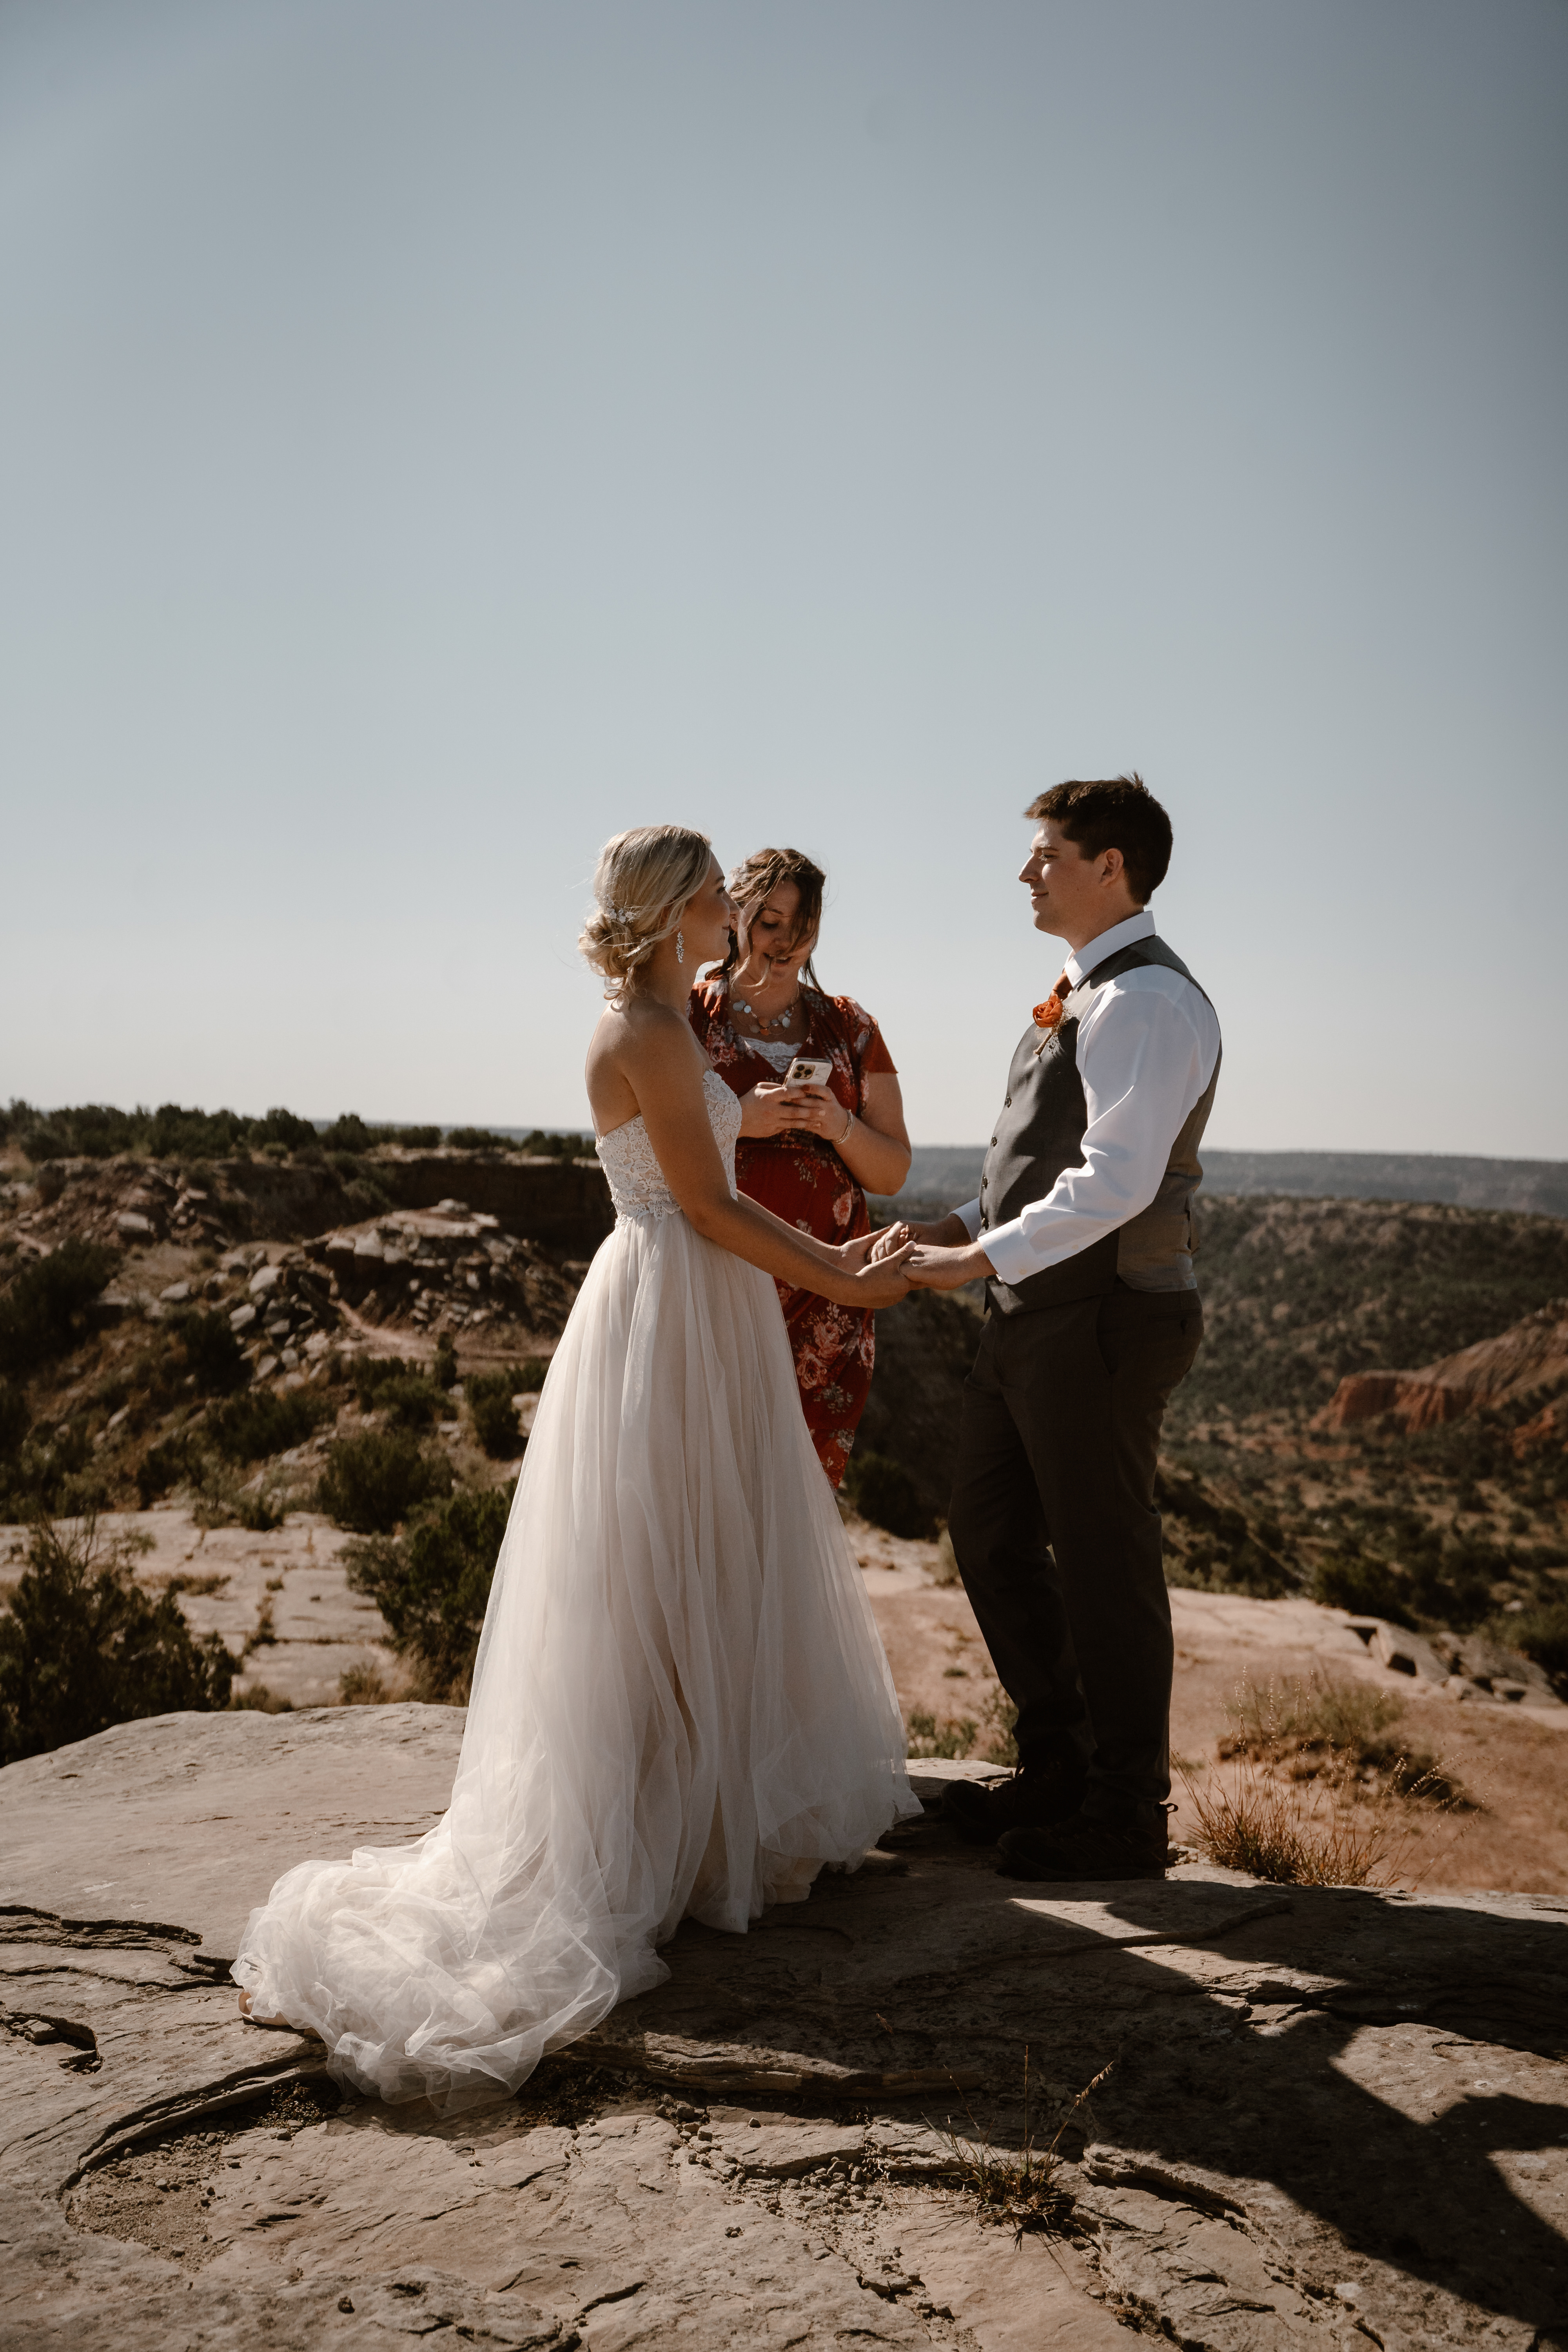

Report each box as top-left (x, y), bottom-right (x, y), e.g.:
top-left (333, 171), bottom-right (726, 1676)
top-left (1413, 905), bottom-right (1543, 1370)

top-left (3, 1711), bottom-right (1566, 2352)
top-left (0, 1703), bottom-right (462, 1954)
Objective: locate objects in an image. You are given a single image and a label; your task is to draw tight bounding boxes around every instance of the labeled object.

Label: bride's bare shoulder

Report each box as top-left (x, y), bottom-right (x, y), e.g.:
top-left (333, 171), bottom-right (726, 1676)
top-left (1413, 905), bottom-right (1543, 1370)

top-left (585, 998), bottom-right (705, 1129)
top-left (588, 995), bottom-right (693, 1070)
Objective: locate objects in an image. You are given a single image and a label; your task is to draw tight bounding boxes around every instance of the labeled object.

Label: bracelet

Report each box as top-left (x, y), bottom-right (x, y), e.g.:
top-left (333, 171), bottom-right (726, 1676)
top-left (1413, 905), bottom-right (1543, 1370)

top-left (838, 1106), bottom-right (854, 1145)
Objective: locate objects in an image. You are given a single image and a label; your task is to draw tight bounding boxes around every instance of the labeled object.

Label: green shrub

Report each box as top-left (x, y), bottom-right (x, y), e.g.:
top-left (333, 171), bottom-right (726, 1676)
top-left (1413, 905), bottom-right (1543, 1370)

top-left (248, 1107), bottom-right (317, 1150)
top-left (433, 1334), bottom-right (458, 1391)
top-left (1310, 1552), bottom-right (1417, 1626)
top-left (8, 1099), bottom-right (301, 1162)
top-left (381, 1375), bottom-right (449, 1429)
top-left (394, 1126), bottom-right (442, 1150)
top-left (466, 1372), bottom-right (523, 1459)
top-left (0, 1240), bottom-right (118, 1376)
top-left (508, 1356), bottom-right (550, 1392)
top-left (842, 1448), bottom-right (929, 1539)
top-left (0, 1423), bottom-right (100, 1520)
top-left (317, 1428), bottom-right (454, 1534)
top-left (320, 1114), bottom-right (381, 1153)
top-left (1409, 1538), bottom-right (1500, 1630)
top-left (444, 1127), bottom-right (515, 1154)
top-left (517, 1129), bottom-right (592, 1160)
top-left (172, 1306), bottom-right (247, 1394)
top-left (350, 1357), bottom-right (449, 1427)
top-left (0, 1515), bottom-right (234, 1765)
top-left (344, 1481), bottom-right (514, 1695)
top-left (206, 1387), bottom-right (325, 1463)
top-left (233, 1483), bottom-right (287, 1532)
top-left (136, 1431), bottom-right (202, 1507)
top-left (1501, 1601), bottom-right (1568, 1691)
top-left (342, 1171), bottom-right (393, 1214)
top-left (0, 1379), bottom-right (29, 1457)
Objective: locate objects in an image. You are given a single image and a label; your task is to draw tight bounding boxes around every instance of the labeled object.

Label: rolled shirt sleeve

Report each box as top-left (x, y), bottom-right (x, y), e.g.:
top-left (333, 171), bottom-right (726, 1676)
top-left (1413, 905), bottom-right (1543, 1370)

top-left (979, 970), bottom-right (1221, 1289)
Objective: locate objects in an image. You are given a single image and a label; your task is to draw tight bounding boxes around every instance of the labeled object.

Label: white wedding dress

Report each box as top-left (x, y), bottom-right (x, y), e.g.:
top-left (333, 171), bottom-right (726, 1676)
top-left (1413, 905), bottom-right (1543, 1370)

top-left (233, 1070), bottom-right (917, 2107)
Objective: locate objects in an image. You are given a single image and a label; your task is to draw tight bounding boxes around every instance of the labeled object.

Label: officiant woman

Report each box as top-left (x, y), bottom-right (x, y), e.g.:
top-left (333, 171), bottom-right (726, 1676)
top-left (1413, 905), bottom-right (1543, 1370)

top-left (688, 847), bottom-right (911, 1486)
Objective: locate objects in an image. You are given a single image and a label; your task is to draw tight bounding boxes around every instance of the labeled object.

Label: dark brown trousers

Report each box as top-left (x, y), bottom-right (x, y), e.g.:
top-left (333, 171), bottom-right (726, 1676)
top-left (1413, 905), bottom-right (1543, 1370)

top-left (947, 1281), bottom-right (1203, 1817)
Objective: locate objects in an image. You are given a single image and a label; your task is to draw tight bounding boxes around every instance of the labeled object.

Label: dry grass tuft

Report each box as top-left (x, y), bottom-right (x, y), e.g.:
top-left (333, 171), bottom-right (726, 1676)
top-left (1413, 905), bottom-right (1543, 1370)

top-left (906, 1706), bottom-right (978, 1759)
top-left (933, 2053), bottom-right (1112, 2238)
top-left (906, 1683), bottom-right (1018, 1766)
top-left (337, 1661), bottom-right (401, 1705)
top-left (1180, 1746), bottom-right (1462, 1887)
top-left (1218, 1673), bottom-right (1465, 1806)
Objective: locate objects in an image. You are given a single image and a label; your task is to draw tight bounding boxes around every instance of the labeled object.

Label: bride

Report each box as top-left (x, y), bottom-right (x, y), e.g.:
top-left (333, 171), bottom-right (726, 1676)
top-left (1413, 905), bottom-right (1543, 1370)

top-left (234, 826), bottom-right (920, 2107)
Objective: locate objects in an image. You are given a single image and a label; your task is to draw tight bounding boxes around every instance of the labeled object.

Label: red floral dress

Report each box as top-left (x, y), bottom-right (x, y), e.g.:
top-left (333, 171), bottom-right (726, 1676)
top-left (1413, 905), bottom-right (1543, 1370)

top-left (689, 980), bottom-right (898, 1489)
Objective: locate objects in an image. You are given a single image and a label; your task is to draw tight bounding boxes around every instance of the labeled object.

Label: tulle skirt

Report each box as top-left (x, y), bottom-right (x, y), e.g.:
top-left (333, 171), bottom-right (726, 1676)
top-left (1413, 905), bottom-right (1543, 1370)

top-left (232, 1209), bottom-right (918, 2107)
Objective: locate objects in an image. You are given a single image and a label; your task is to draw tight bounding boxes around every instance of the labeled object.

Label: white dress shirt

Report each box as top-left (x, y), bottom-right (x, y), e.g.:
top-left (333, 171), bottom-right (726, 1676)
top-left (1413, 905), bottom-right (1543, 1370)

top-left (954, 909), bottom-right (1221, 1289)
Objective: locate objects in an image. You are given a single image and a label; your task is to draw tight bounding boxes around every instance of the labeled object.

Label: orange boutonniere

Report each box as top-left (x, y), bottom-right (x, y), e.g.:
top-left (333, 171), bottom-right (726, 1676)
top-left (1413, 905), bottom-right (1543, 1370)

top-left (1030, 971), bottom-right (1073, 1056)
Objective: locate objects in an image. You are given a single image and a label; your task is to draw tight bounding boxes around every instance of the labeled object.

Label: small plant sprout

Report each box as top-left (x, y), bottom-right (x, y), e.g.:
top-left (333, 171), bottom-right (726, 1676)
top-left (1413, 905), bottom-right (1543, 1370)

top-left (931, 2051), bottom-right (1113, 2240)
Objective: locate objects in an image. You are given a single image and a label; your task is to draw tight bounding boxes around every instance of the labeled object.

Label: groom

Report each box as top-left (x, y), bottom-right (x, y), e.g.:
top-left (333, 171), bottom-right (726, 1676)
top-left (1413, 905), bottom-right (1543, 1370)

top-left (893, 774), bottom-right (1220, 1881)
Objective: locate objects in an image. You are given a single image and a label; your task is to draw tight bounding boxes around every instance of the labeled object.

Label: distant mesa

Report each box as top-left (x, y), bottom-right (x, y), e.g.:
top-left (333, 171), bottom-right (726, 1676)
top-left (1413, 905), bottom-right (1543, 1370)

top-left (1319, 1297), bottom-right (1568, 1439)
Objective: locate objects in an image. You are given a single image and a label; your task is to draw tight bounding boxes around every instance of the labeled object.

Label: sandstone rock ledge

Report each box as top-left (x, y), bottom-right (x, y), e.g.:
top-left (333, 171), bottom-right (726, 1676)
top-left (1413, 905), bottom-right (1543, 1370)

top-left (1, 1710), bottom-right (1564, 2352)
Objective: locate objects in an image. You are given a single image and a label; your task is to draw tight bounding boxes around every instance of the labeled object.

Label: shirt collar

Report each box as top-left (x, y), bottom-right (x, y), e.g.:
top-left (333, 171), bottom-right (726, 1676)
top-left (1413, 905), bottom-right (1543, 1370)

top-left (1064, 906), bottom-right (1156, 987)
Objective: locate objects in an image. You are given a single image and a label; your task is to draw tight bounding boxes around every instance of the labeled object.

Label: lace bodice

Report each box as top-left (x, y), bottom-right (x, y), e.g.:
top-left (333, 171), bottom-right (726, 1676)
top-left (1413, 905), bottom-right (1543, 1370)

top-left (596, 1069), bottom-right (742, 1221)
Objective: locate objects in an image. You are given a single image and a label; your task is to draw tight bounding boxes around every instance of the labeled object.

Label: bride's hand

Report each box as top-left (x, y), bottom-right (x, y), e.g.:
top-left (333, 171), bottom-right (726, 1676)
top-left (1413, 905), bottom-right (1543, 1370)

top-left (843, 1239), bottom-right (914, 1307)
top-left (868, 1222), bottom-right (911, 1265)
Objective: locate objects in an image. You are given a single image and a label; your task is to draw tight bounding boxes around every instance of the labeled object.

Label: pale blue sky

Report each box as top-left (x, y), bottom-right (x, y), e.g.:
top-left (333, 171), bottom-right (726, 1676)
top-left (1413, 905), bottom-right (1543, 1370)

top-left (3, 0), bottom-right (1564, 1152)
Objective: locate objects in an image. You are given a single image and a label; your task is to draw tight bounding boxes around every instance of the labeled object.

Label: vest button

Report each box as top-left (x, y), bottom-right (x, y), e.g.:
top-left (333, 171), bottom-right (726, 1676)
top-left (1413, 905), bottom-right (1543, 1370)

top-left (1004, 1096), bottom-right (1011, 1107)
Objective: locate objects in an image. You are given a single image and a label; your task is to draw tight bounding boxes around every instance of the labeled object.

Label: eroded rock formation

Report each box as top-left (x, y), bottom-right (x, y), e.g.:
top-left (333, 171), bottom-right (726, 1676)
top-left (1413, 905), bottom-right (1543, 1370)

top-left (1319, 1299), bottom-right (1568, 1440)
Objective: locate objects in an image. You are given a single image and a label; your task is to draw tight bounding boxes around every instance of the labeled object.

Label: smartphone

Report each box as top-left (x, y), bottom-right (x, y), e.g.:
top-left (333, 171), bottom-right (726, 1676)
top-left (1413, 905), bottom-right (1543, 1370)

top-left (785, 1057), bottom-right (832, 1087)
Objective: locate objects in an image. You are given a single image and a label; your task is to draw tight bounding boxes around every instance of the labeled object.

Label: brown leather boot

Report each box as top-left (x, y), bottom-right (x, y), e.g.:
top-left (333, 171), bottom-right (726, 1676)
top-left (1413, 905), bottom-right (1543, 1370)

top-left (940, 1761), bottom-right (1086, 1848)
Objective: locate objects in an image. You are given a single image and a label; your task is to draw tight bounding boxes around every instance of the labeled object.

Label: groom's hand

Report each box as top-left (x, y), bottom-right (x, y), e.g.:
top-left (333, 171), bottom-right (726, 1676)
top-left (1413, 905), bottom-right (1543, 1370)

top-left (904, 1240), bottom-right (995, 1291)
top-left (869, 1213), bottom-right (967, 1263)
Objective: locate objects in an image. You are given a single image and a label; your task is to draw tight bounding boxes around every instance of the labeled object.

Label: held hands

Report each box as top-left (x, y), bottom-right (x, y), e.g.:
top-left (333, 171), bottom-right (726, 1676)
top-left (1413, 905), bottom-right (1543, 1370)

top-left (739, 1082), bottom-right (849, 1144)
top-left (834, 1227), bottom-right (914, 1307)
top-left (869, 1221), bottom-right (993, 1291)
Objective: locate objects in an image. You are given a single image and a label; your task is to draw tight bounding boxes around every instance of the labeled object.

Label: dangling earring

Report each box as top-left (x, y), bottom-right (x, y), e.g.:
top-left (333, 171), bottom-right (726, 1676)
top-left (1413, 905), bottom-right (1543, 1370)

top-left (676, 930), bottom-right (684, 965)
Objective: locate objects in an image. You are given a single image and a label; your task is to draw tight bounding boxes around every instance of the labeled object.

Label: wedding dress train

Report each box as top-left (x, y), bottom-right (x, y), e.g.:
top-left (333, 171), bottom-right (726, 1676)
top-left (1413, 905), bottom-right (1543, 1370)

top-left (232, 1070), bottom-right (917, 2106)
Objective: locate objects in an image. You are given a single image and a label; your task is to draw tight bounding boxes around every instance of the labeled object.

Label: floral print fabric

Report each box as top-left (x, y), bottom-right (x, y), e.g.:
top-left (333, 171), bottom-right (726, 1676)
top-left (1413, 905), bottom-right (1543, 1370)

top-left (688, 979), bottom-right (897, 1488)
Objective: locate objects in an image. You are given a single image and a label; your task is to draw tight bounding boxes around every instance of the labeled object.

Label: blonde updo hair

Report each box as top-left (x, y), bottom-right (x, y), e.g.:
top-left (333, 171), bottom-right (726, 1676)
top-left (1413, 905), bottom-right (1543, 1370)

top-left (579, 824), bottom-right (715, 1000)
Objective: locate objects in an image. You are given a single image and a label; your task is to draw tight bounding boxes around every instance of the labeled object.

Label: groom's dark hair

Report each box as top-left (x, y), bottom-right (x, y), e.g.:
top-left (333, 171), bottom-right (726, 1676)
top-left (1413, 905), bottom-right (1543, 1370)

top-left (1025, 772), bottom-right (1172, 905)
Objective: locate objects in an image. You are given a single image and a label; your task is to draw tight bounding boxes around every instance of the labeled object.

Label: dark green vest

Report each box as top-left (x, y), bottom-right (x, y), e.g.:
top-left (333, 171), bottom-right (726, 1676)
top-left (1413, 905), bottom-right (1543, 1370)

top-left (978, 936), bottom-right (1220, 1316)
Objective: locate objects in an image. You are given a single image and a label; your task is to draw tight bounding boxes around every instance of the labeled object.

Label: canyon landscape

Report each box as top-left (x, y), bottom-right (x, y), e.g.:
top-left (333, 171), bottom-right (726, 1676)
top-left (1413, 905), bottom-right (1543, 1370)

top-left (2, 1105), bottom-right (1566, 2348)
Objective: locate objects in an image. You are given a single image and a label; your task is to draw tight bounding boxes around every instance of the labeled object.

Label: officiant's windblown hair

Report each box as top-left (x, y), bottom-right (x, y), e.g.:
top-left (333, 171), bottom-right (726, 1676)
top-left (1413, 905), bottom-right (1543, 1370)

top-left (580, 824), bottom-right (713, 998)
top-left (1027, 773), bottom-right (1172, 906)
top-left (720, 846), bottom-right (826, 989)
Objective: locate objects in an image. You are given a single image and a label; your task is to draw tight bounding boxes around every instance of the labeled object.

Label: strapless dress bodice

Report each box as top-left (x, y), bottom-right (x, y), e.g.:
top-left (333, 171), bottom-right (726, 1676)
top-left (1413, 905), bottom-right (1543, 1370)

top-left (596, 1068), bottom-right (741, 1221)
